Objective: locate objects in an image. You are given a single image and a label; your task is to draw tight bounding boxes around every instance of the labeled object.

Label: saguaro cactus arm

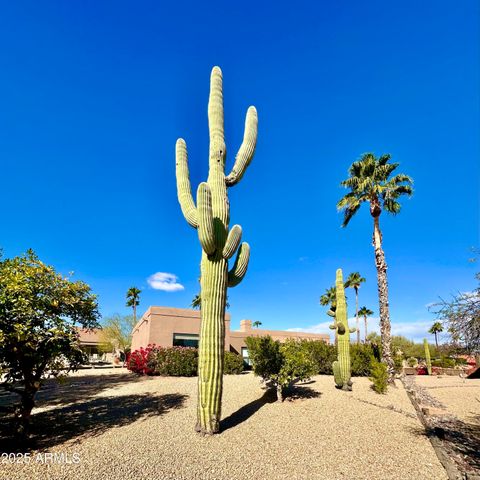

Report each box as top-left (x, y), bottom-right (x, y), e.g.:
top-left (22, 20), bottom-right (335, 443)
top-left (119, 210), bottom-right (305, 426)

top-left (222, 225), bottom-right (242, 259)
top-left (225, 107), bottom-right (258, 186)
top-left (176, 139), bottom-right (198, 228)
top-left (228, 242), bottom-right (250, 287)
top-left (197, 183), bottom-right (216, 255)
top-left (208, 67), bottom-right (226, 157)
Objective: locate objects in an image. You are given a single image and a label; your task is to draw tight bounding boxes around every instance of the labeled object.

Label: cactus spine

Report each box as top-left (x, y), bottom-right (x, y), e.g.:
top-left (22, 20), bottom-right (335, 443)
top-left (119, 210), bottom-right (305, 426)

top-left (175, 67), bottom-right (257, 434)
top-left (423, 338), bottom-right (432, 375)
top-left (330, 269), bottom-right (355, 390)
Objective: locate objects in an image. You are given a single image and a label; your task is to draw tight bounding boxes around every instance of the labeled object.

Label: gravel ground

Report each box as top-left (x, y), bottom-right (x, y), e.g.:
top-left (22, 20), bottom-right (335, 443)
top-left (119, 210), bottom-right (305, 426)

top-left (0, 370), bottom-right (447, 480)
top-left (415, 375), bottom-right (480, 425)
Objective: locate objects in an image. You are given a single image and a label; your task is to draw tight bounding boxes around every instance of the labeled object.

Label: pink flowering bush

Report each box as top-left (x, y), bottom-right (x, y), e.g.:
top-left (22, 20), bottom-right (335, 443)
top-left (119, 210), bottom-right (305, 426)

top-left (127, 344), bottom-right (157, 375)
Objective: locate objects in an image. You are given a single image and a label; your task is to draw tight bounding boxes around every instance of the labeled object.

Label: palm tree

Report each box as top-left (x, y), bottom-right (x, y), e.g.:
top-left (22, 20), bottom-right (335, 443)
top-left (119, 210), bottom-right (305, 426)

top-left (252, 321), bottom-right (262, 328)
top-left (358, 306), bottom-right (374, 343)
top-left (345, 272), bottom-right (366, 344)
top-left (320, 286), bottom-right (337, 345)
top-left (191, 294), bottom-right (201, 310)
top-left (191, 293), bottom-right (229, 310)
top-left (428, 321), bottom-right (443, 349)
top-left (126, 287), bottom-right (141, 323)
top-left (337, 153), bottom-right (413, 380)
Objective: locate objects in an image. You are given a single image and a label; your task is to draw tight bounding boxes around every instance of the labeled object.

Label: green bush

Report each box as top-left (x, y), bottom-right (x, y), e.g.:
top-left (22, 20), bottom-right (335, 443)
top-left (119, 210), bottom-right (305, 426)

top-left (245, 336), bottom-right (316, 401)
top-left (150, 346), bottom-right (198, 376)
top-left (350, 344), bottom-right (375, 376)
top-left (300, 340), bottom-right (336, 375)
top-left (393, 354), bottom-right (403, 374)
top-left (369, 360), bottom-right (388, 394)
top-left (407, 357), bottom-right (417, 367)
top-left (224, 351), bottom-right (244, 374)
top-left (431, 357), bottom-right (456, 368)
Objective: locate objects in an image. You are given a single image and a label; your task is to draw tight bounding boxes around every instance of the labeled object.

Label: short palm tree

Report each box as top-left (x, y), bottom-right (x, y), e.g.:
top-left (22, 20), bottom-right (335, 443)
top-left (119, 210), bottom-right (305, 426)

top-left (345, 272), bottom-right (366, 344)
top-left (358, 306), bottom-right (374, 343)
top-left (252, 320), bottom-right (262, 328)
top-left (337, 153), bottom-right (413, 380)
top-left (428, 321), bottom-right (443, 349)
top-left (320, 286), bottom-right (337, 345)
top-left (126, 287), bottom-right (141, 323)
top-left (191, 294), bottom-right (201, 310)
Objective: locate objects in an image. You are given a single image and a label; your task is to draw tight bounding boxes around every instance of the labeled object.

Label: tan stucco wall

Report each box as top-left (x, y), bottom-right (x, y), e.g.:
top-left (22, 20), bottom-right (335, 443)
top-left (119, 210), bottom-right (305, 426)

top-left (131, 306), bottom-right (231, 351)
top-left (131, 307), bottom-right (330, 353)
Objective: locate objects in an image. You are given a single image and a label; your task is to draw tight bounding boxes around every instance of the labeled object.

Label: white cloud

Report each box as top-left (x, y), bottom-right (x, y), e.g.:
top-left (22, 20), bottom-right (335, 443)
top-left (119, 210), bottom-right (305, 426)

top-left (147, 272), bottom-right (185, 292)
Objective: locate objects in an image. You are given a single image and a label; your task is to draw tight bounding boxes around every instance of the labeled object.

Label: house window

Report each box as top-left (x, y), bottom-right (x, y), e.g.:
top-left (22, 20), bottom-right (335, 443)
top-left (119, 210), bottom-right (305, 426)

top-left (173, 333), bottom-right (199, 348)
top-left (241, 347), bottom-right (252, 366)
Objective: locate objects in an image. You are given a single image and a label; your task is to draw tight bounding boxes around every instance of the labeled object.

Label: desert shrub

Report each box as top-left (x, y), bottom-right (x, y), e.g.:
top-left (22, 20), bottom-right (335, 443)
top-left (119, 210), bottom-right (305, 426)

top-left (129, 346), bottom-right (244, 376)
top-left (431, 357), bottom-right (456, 368)
top-left (245, 336), bottom-right (316, 401)
top-left (224, 351), bottom-right (244, 374)
top-left (407, 357), bottom-right (417, 367)
top-left (300, 340), bottom-right (336, 374)
top-left (151, 347), bottom-right (198, 376)
top-left (393, 354), bottom-right (404, 373)
top-left (455, 357), bottom-right (467, 366)
top-left (350, 344), bottom-right (375, 376)
top-left (128, 345), bottom-right (157, 375)
top-left (369, 360), bottom-right (388, 394)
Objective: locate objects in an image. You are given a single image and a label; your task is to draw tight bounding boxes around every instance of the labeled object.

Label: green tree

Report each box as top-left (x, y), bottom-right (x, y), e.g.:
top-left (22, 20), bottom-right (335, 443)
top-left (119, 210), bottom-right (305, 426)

top-left (337, 153), bottom-right (413, 380)
top-left (126, 287), bottom-right (141, 323)
top-left (428, 321), bottom-right (444, 349)
top-left (320, 286), bottom-right (337, 346)
top-left (245, 336), bottom-right (316, 402)
top-left (252, 320), bottom-right (262, 328)
top-left (99, 314), bottom-right (136, 361)
top-left (345, 272), bottom-right (366, 344)
top-left (191, 294), bottom-right (201, 310)
top-left (358, 306), bottom-right (374, 343)
top-left (0, 250), bottom-right (99, 439)
top-left (191, 293), bottom-right (229, 310)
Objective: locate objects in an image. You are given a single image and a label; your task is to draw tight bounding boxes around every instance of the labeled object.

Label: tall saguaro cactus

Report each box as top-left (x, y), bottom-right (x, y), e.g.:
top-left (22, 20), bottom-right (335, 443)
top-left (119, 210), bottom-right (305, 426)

top-left (423, 338), bottom-right (432, 375)
top-left (330, 269), bottom-right (356, 391)
top-left (175, 67), bottom-right (257, 434)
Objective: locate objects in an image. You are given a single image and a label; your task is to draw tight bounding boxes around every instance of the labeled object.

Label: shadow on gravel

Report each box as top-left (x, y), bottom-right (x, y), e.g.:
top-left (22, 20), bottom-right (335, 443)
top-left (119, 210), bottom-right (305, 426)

top-left (221, 389), bottom-right (277, 431)
top-left (221, 385), bottom-right (321, 432)
top-left (0, 392), bottom-right (188, 453)
top-left (0, 373), bottom-right (146, 411)
top-left (411, 416), bottom-right (480, 474)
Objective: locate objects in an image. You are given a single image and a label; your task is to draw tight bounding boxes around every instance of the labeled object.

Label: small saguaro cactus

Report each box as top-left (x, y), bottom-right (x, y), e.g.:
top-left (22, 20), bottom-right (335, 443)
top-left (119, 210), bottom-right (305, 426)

top-left (330, 269), bottom-right (356, 391)
top-left (423, 338), bottom-right (432, 375)
top-left (175, 66), bottom-right (257, 434)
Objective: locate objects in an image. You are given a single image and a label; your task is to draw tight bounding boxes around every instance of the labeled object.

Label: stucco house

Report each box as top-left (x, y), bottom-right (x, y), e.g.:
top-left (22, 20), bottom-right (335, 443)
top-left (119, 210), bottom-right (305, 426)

top-left (131, 306), bottom-right (330, 364)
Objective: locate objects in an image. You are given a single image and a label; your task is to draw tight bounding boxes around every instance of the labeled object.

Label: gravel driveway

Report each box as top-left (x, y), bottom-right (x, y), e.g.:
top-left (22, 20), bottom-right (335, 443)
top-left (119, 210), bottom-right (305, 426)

top-left (0, 370), bottom-right (447, 480)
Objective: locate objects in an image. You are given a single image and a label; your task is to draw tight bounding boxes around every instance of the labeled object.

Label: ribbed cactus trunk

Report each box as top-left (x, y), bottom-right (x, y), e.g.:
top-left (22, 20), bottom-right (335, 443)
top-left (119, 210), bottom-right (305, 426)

top-left (424, 338), bottom-right (432, 375)
top-left (175, 67), bottom-right (257, 434)
top-left (330, 269), bottom-right (355, 391)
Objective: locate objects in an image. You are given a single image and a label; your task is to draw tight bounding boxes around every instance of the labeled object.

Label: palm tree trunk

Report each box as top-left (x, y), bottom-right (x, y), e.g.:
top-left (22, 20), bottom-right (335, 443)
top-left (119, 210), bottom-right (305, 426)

top-left (434, 332), bottom-right (438, 349)
top-left (372, 215), bottom-right (395, 382)
top-left (133, 303), bottom-right (137, 324)
top-left (364, 315), bottom-right (368, 342)
top-left (355, 288), bottom-right (360, 344)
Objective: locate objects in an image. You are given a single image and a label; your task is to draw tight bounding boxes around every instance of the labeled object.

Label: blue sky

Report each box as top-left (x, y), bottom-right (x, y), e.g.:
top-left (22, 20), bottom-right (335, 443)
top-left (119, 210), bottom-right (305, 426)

top-left (0, 1), bottom-right (478, 343)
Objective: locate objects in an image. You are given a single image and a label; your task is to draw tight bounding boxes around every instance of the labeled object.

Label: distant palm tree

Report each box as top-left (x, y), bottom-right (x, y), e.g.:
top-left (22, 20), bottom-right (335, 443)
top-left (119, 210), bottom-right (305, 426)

top-left (191, 294), bottom-right (201, 310)
top-left (320, 286), bottom-right (336, 317)
top-left (126, 287), bottom-right (141, 323)
top-left (428, 321), bottom-right (444, 349)
top-left (345, 272), bottom-right (366, 344)
top-left (252, 321), bottom-right (262, 328)
top-left (358, 306), bottom-right (374, 343)
top-left (191, 293), bottom-right (229, 310)
top-left (338, 153), bottom-right (413, 380)
top-left (320, 286), bottom-right (337, 346)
